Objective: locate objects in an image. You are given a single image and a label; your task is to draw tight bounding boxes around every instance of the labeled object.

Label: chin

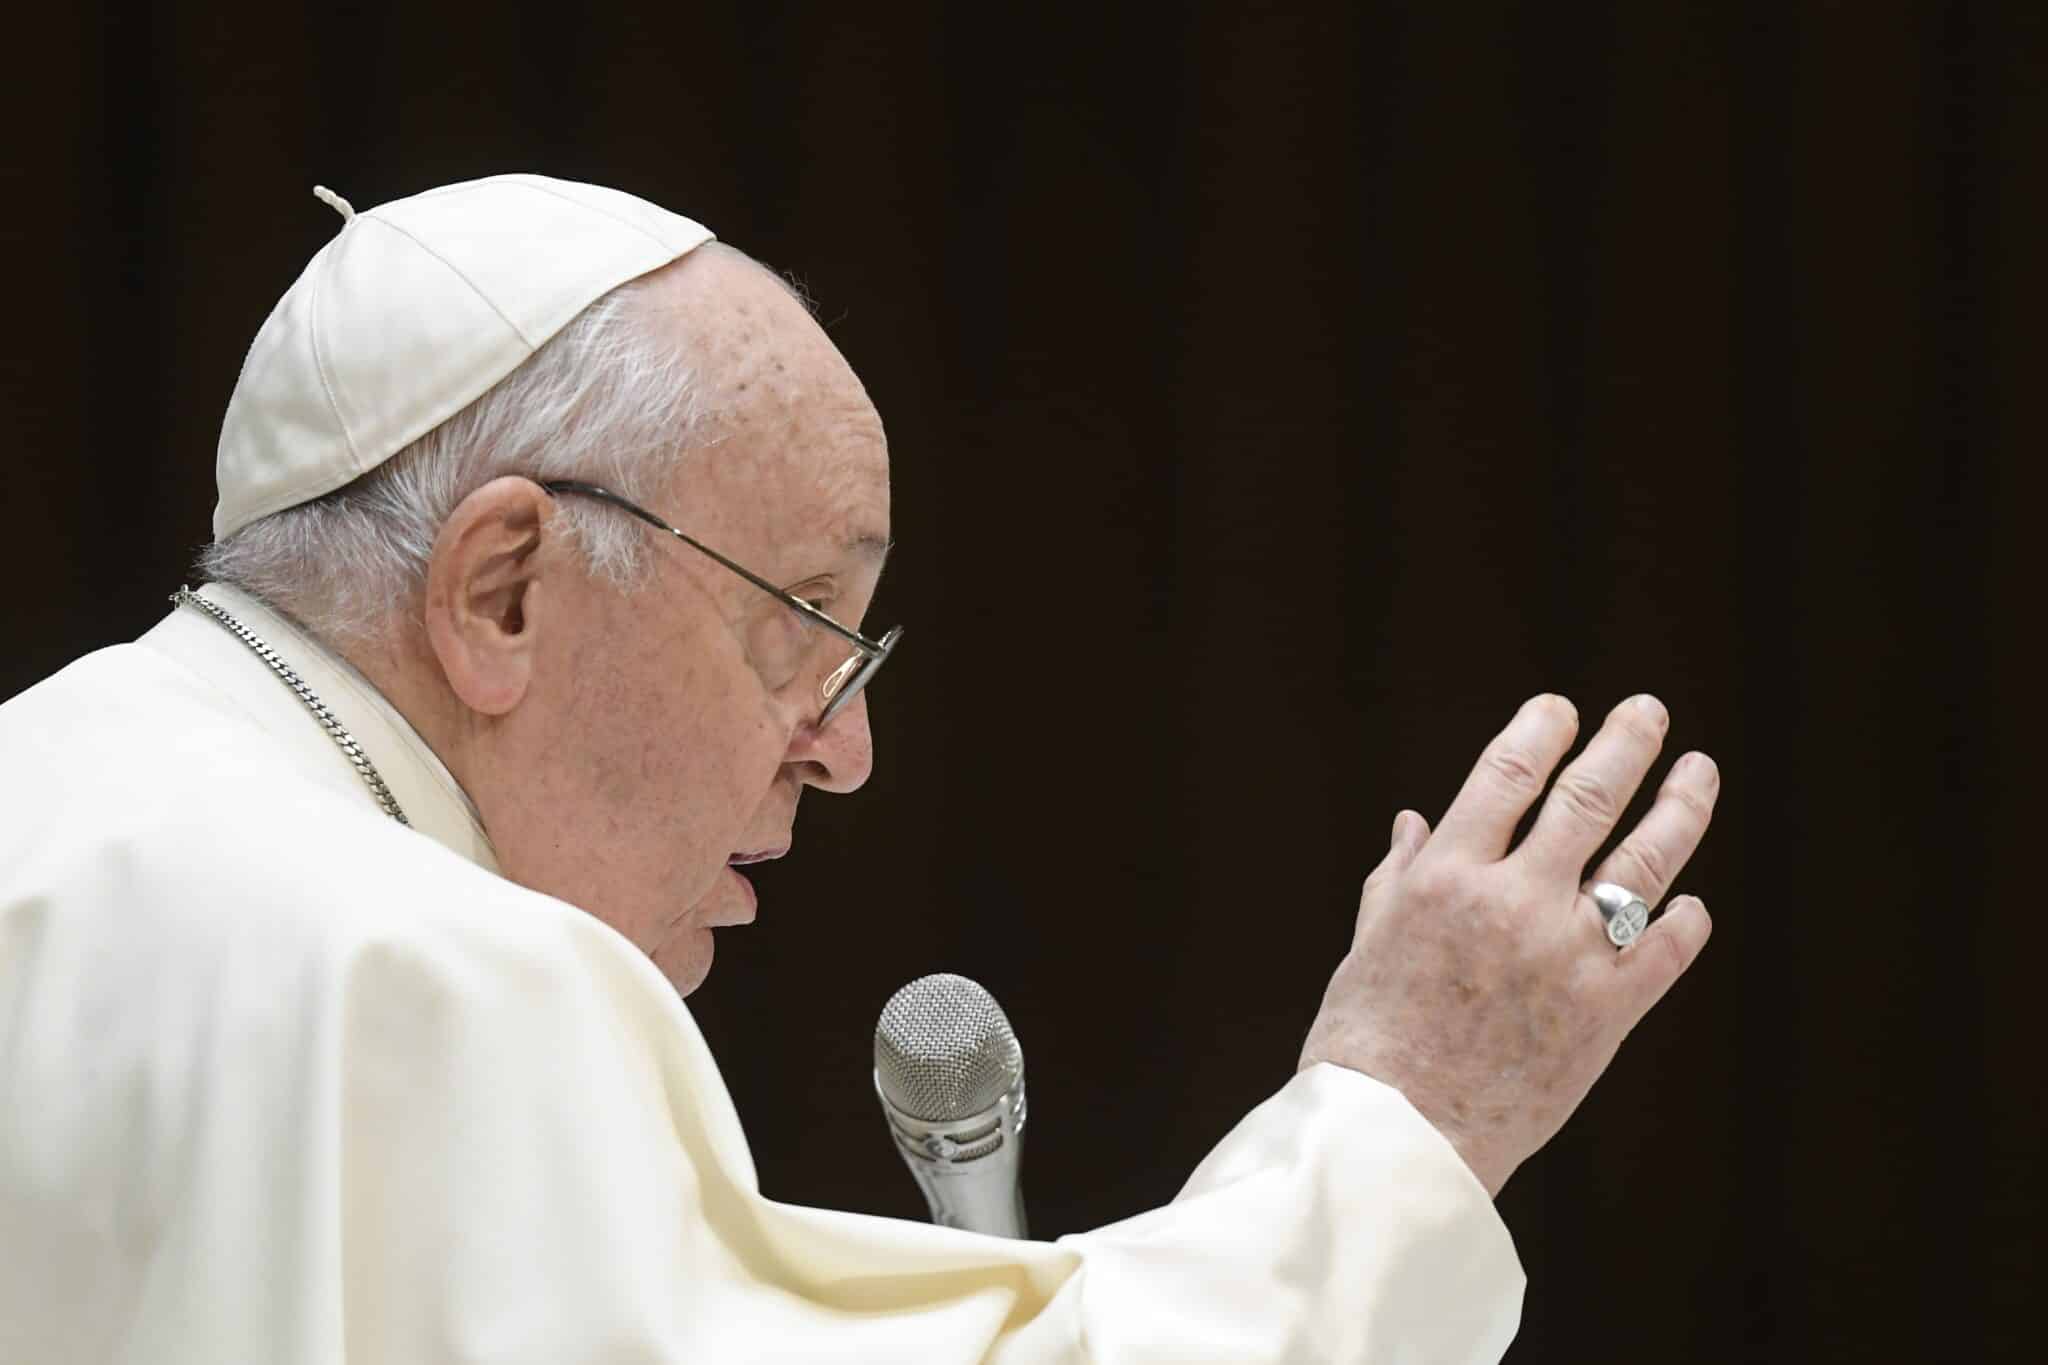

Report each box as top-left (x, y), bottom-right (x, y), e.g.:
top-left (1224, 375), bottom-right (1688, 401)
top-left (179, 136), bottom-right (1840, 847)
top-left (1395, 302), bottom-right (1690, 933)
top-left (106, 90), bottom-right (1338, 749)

top-left (652, 926), bottom-right (716, 996)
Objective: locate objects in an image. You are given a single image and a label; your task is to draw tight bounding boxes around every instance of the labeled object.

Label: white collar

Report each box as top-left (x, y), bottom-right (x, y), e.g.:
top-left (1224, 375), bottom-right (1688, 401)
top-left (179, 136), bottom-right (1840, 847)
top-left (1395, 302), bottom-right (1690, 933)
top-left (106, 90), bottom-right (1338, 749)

top-left (145, 583), bottom-right (501, 875)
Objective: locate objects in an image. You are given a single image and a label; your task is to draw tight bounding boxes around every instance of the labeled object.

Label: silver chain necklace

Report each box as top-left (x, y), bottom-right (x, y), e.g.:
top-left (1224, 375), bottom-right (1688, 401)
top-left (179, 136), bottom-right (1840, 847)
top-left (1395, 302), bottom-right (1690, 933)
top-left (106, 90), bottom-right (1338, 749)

top-left (171, 587), bottom-right (411, 826)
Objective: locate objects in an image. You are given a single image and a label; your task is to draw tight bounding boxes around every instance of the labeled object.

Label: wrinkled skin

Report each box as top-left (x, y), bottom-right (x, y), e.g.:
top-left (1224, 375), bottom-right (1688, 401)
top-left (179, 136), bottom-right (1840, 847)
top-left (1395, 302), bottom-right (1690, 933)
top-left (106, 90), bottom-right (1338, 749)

top-left (1300, 693), bottom-right (1719, 1195)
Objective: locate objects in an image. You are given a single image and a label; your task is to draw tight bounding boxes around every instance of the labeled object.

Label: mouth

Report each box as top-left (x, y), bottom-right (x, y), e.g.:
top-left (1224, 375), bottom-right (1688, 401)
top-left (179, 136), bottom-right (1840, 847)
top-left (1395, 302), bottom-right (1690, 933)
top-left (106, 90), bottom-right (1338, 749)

top-left (712, 845), bottom-right (789, 927)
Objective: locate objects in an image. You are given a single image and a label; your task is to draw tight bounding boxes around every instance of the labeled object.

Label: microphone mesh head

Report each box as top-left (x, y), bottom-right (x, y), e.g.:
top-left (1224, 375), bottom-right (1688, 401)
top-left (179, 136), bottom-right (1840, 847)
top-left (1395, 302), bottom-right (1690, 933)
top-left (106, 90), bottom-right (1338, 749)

top-left (874, 973), bottom-right (1023, 1122)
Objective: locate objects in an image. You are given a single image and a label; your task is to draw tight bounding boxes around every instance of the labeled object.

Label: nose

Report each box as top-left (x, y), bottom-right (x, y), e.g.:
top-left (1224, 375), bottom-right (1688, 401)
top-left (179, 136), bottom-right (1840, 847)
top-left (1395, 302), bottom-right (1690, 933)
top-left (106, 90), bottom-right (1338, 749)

top-left (785, 690), bottom-right (875, 793)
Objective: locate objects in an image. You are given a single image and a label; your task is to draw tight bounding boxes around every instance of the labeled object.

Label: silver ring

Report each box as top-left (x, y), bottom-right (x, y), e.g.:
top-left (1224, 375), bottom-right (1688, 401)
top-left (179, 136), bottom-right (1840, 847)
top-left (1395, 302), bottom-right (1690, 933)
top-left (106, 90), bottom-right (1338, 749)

top-left (1584, 881), bottom-right (1650, 949)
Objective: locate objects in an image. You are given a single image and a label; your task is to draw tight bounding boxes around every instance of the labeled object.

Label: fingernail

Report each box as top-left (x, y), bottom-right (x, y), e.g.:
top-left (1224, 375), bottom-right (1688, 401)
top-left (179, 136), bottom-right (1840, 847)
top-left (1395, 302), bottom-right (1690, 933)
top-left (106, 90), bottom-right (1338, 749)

top-left (1633, 694), bottom-right (1668, 730)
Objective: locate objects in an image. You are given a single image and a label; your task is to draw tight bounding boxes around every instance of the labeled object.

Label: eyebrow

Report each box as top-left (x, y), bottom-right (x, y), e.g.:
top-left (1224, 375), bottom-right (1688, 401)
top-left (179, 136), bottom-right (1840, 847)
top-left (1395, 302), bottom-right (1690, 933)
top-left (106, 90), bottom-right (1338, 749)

top-left (846, 532), bottom-right (895, 566)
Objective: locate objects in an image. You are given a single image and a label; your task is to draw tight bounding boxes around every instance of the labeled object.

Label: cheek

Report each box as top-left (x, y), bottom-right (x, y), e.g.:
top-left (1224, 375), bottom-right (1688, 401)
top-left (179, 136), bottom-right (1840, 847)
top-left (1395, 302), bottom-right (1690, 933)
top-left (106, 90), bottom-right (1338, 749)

top-left (581, 644), bottom-right (788, 867)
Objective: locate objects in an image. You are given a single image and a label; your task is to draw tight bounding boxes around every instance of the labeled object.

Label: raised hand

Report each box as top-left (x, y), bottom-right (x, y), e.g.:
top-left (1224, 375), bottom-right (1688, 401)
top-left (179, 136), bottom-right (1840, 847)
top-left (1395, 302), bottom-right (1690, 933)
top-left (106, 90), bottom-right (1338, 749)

top-left (1298, 694), bottom-right (1719, 1195)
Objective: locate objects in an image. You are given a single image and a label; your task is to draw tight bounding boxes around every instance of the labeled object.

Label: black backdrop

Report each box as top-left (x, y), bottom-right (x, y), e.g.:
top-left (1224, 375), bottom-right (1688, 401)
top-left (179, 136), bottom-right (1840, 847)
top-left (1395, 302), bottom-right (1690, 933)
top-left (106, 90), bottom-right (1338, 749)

top-left (3, 4), bottom-right (2039, 1360)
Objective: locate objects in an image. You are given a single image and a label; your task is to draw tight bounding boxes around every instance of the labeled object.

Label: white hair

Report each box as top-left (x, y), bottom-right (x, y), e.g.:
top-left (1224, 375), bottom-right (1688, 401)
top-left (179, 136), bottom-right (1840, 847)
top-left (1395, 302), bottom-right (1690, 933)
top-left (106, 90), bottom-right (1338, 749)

top-left (199, 268), bottom-right (707, 645)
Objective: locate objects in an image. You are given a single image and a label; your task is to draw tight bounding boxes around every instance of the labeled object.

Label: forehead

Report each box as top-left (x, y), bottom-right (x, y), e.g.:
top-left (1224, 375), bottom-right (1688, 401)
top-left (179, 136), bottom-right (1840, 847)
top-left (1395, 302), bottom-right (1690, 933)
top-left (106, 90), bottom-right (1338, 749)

top-left (648, 247), bottom-right (890, 557)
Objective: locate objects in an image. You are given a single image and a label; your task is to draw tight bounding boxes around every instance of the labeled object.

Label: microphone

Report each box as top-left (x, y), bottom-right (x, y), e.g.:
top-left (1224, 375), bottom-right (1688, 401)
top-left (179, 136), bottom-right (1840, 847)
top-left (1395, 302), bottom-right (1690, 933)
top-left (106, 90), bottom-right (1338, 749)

top-left (873, 973), bottom-right (1029, 1238)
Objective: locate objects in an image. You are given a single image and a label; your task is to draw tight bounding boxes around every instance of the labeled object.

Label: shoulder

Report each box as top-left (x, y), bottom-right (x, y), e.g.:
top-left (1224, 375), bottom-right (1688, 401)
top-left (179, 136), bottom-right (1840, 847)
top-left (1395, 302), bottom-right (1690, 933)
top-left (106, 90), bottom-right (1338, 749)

top-left (0, 650), bottom-right (742, 1354)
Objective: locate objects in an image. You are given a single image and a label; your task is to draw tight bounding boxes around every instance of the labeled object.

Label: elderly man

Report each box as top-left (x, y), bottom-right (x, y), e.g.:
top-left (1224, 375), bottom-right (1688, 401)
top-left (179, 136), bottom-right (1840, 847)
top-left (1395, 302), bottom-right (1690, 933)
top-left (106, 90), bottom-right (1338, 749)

top-left (0, 176), bottom-right (1717, 1362)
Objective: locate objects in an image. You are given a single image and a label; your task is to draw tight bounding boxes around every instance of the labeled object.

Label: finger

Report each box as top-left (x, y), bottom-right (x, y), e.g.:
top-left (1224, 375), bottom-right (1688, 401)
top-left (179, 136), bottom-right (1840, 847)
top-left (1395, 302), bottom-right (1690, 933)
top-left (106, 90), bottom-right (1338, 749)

top-left (1612, 894), bottom-right (1713, 1011)
top-left (1433, 695), bottom-right (1580, 860)
top-left (1394, 808), bottom-right (1430, 861)
top-left (1584, 751), bottom-right (1720, 908)
top-left (1516, 694), bottom-right (1668, 880)
top-left (1353, 811), bottom-right (1427, 948)
top-left (1359, 810), bottom-right (1430, 904)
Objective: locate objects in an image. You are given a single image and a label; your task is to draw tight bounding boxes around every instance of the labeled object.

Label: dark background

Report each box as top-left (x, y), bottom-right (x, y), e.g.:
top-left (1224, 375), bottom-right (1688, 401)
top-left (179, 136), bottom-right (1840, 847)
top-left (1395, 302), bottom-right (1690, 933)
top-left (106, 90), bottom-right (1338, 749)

top-left (3, 3), bottom-right (2039, 1359)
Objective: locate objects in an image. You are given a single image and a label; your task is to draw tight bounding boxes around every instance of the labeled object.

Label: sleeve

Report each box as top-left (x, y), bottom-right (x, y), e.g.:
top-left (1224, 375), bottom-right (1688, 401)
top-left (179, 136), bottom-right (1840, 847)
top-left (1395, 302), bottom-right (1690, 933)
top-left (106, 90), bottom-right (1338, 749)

top-left (996, 1066), bottom-right (1525, 1363)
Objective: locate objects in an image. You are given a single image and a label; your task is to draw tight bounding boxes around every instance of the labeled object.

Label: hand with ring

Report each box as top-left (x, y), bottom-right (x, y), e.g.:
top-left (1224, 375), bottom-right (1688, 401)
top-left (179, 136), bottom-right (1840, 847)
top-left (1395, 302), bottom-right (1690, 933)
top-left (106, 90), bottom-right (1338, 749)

top-left (1297, 693), bottom-right (1719, 1196)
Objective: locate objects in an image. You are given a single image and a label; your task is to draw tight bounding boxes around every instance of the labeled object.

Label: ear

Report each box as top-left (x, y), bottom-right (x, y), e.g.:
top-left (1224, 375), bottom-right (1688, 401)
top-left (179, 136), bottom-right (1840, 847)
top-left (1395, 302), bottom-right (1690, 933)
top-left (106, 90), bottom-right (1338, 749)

top-left (421, 476), bottom-right (556, 716)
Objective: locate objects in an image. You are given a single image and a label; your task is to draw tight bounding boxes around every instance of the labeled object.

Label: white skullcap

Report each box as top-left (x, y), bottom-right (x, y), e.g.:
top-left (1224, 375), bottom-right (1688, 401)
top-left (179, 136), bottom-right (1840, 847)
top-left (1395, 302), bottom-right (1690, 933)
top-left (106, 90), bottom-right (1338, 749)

top-left (213, 173), bottom-right (716, 540)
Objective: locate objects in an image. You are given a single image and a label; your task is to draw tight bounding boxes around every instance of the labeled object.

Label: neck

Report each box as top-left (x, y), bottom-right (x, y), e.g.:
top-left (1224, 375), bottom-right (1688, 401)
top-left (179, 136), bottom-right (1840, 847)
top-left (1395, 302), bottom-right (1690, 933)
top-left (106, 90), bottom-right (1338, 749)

top-left (338, 622), bottom-right (493, 832)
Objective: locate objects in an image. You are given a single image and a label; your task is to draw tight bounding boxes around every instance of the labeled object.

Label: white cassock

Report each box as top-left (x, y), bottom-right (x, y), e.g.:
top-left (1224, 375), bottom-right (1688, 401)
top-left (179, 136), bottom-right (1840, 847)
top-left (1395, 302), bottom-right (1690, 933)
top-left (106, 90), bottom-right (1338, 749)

top-left (0, 583), bottom-right (1523, 1362)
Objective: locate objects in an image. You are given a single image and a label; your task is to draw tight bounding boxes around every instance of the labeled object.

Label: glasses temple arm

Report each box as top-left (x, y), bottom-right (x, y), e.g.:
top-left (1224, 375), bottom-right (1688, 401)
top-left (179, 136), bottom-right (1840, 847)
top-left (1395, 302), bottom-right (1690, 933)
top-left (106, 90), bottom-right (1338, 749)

top-left (541, 479), bottom-right (880, 654)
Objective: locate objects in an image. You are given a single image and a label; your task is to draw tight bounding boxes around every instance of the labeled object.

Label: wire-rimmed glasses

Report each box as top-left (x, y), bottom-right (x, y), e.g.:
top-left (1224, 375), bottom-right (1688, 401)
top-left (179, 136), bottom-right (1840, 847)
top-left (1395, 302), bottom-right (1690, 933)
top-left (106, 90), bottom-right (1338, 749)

top-left (539, 479), bottom-right (900, 729)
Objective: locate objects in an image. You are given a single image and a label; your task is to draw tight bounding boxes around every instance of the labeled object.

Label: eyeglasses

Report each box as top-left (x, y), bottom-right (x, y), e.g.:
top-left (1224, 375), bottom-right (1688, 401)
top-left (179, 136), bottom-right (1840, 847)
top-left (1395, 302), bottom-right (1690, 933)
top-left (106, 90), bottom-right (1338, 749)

top-left (539, 479), bottom-right (901, 730)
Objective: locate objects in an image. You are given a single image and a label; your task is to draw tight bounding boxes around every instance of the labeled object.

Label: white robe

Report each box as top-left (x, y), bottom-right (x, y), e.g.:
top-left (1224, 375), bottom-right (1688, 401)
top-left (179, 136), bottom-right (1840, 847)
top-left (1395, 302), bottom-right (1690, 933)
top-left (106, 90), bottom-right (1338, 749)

top-left (0, 584), bottom-right (1523, 1362)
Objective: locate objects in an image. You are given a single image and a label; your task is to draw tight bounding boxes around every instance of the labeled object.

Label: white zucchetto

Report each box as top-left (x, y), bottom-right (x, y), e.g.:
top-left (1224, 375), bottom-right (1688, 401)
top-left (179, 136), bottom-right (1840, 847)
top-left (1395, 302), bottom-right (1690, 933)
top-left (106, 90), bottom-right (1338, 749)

top-left (212, 174), bottom-right (715, 540)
